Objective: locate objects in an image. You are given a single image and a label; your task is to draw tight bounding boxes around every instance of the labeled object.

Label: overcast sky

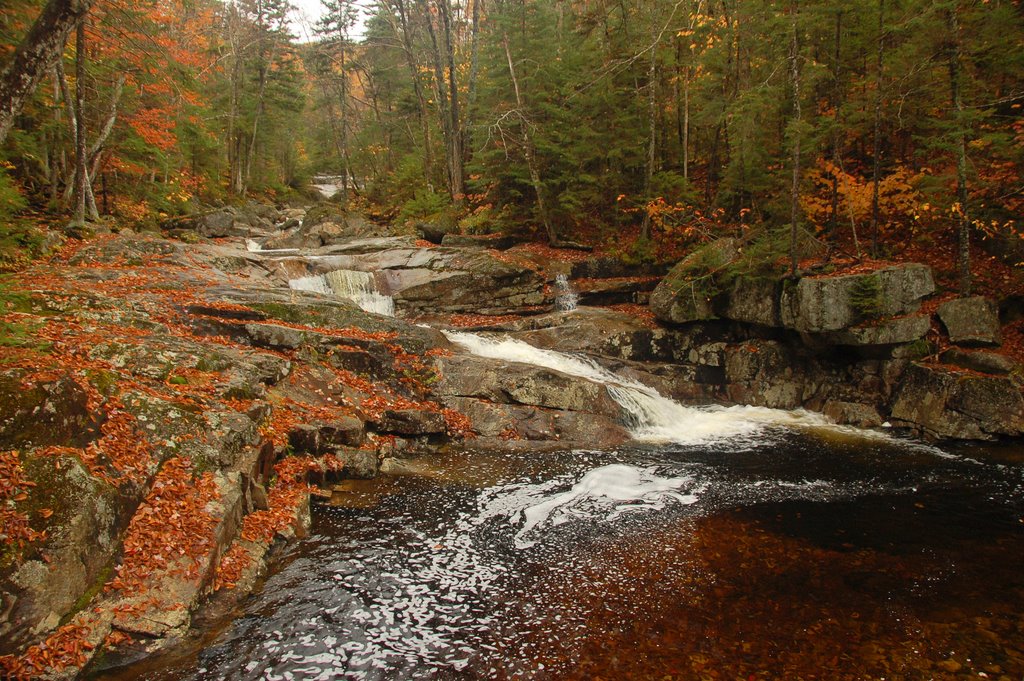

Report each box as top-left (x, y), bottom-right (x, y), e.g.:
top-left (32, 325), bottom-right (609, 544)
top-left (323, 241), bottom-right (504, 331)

top-left (288, 0), bottom-right (370, 42)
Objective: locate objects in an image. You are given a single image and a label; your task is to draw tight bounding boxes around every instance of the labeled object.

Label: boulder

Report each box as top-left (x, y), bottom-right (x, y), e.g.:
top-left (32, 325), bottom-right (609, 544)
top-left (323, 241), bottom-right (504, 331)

top-left (722, 276), bottom-right (780, 327)
top-left (889, 363), bottom-right (1024, 439)
top-left (0, 373), bottom-right (103, 449)
top-left (288, 418), bottom-right (366, 453)
top-left (650, 239), bottom-right (740, 325)
top-left (388, 250), bottom-right (546, 315)
top-left (0, 454), bottom-right (124, 656)
top-left (262, 213), bottom-right (381, 250)
top-left (199, 209), bottom-right (239, 237)
top-left (416, 221), bottom-right (453, 244)
top-left (570, 256), bottom-right (668, 280)
top-left (822, 400), bottom-right (883, 428)
top-left (940, 348), bottom-right (1017, 375)
top-left (325, 447), bottom-right (379, 479)
top-left (937, 296), bottom-right (1001, 347)
top-left (442, 396), bottom-right (631, 446)
top-left (723, 340), bottom-right (809, 409)
top-left (780, 264), bottom-right (934, 333)
top-left (370, 409), bottom-right (448, 436)
top-left (435, 354), bottom-right (623, 418)
top-left (575, 277), bottom-right (660, 306)
top-left (440, 233), bottom-right (517, 250)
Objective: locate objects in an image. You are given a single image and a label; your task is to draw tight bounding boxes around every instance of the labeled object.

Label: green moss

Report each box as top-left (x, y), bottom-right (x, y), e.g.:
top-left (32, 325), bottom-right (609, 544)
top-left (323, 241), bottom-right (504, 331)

top-left (196, 353), bottom-right (232, 372)
top-left (168, 375), bottom-right (188, 385)
top-left (850, 274), bottom-right (884, 320)
top-left (61, 561), bottom-right (115, 625)
top-left (86, 369), bottom-right (120, 396)
top-left (900, 338), bottom-right (932, 360)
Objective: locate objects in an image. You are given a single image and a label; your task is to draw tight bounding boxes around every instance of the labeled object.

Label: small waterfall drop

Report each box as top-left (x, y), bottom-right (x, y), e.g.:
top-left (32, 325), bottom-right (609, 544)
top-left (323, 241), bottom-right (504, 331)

top-left (444, 331), bottom-right (833, 446)
top-left (290, 269), bottom-right (395, 316)
top-left (553, 273), bottom-right (578, 312)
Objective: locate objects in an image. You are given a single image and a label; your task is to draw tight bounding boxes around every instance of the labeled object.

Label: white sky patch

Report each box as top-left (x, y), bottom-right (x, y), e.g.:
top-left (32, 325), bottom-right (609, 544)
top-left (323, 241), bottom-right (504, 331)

top-left (288, 0), bottom-right (370, 43)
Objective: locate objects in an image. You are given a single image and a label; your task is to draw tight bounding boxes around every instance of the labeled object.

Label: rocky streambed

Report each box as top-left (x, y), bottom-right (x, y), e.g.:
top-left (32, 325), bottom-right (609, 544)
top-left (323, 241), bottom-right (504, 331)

top-left (1, 202), bottom-right (1023, 679)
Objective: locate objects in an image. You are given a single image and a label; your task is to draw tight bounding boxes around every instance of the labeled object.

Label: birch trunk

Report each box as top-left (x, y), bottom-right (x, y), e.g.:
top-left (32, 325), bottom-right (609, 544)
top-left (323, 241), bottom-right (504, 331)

top-left (0, 0), bottom-right (96, 145)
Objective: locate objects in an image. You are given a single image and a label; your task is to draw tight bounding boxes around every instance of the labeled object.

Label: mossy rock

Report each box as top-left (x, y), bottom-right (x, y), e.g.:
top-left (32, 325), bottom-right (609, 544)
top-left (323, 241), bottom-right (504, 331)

top-left (0, 372), bottom-right (104, 449)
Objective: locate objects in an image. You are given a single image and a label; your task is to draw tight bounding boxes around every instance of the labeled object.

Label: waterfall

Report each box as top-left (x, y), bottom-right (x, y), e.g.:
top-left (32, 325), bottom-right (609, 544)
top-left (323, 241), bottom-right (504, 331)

top-left (553, 273), bottom-right (578, 312)
top-left (444, 331), bottom-right (833, 446)
top-left (289, 269), bottom-right (395, 316)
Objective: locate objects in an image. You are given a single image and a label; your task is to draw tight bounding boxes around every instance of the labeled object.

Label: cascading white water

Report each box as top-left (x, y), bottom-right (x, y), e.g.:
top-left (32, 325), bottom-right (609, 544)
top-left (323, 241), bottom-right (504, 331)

top-left (553, 273), bottom-right (578, 312)
top-left (444, 330), bottom-right (835, 446)
top-left (290, 269), bottom-right (395, 316)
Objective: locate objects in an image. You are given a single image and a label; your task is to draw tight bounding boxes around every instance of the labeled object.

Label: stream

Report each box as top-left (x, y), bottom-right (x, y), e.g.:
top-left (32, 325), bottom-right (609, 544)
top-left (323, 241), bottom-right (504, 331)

top-left (94, 249), bottom-right (1024, 680)
top-left (96, 433), bottom-right (1024, 680)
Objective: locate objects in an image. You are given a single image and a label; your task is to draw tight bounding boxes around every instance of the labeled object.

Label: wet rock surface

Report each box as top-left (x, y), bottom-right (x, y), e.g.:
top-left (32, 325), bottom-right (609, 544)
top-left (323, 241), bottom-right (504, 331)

top-left (2, 206), bottom-right (1023, 678)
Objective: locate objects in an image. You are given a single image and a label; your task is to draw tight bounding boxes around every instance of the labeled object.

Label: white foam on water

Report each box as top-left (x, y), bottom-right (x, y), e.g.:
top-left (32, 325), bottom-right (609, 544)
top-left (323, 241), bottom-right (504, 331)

top-left (443, 330), bottom-right (832, 446)
top-left (246, 238), bottom-right (301, 254)
top-left (476, 463), bottom-right (701, 549)
top-left (289, 269), bottom-right (395, 316)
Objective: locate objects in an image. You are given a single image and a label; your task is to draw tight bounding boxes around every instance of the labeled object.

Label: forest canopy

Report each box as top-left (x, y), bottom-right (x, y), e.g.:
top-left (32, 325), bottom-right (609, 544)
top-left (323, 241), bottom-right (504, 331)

top-left (0, 0), bottom-right (1022, 285)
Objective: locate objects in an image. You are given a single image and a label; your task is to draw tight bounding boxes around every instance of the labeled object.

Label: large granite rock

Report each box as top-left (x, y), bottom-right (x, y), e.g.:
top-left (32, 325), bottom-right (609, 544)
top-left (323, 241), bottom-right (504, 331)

top-left (434, 354), bottom-right (623, 418)
top-left (650, 238), bottom-right (740, 324)
top-left (164, 207), bottom-right (275, 239)
top-left (779, 264), bottom-right (934, 333)
top-left (442, 396), bottom-right (630, 446)
top-left (723, 276), bottom-right (780, 327)
top-left (273, 244), bottom-right (546, 316)
top-left (937, 296), bottom-right (1001, 347)
top-left (263, 213), bottom-right (381, 250)
top-left (890, 363), bottom-right (1024, 439)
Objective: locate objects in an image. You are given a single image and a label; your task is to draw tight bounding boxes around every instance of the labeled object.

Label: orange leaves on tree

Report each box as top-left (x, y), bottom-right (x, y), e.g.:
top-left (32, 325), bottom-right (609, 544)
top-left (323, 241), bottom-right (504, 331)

top-left (128, 107), bottom-right (178, 152)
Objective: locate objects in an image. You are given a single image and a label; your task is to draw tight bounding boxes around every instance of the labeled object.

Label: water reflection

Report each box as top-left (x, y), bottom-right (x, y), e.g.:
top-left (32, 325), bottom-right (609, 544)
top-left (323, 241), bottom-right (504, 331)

top-left (93, 434), bottom-right (1024, 680)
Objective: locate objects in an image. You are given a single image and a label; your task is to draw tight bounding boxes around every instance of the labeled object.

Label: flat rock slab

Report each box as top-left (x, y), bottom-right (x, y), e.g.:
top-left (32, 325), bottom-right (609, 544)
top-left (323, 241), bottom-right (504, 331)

top-left (822, 315), bottom-right (930, 347)
top-left (940, 348), bottom-right (1017, 375)
top-left (780, 264), bottom-right (935, 333)
top-left (370, 409), bottom-right (448, 436)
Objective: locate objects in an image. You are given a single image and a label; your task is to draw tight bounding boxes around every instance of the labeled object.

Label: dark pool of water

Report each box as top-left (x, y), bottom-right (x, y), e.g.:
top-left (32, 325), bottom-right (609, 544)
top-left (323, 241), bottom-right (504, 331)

top-left (94, 429), bottom-right (1024, 680)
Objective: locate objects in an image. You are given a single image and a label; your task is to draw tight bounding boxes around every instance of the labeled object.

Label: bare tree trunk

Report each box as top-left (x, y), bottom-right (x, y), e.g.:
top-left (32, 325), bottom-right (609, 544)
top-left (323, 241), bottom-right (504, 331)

top-left (226, 7), bottom-right (244, 195)
top-left (948, 6), bottom-right (971, 296)
top-left (245, 44), bottom-right (276, 192)
top-left (0, 0), bottom-right (96, 145)
top-left (438, 0), bottom-right (464, 202)
top-left (87, 73), bottom-right (124, 179)
top-left (502, 33), bottom-right (557, 246)
top-left (49, 69), bottom-right (64, 206)
top-left (639, 42), bottom-right (657, 243)
top-left (391, 0), bottom-right (434, 183)
top-left (72, 20), bottom-right (89, 224)
top-left (869, 0), bottom-right (884, 257)
top-left (829, 9), bottom-right (842, 238)
top-left (421, 0), bottom-right (455, 195)
top-left (463, 0), bottom-right (483, 164)
top-left (788, 2), bottom-right (802, 277)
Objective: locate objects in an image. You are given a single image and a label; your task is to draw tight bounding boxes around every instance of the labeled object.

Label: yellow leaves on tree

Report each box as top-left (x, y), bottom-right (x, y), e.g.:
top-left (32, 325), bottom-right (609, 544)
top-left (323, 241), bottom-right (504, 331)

top-left (802, 160), bottom-right (925, 239)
